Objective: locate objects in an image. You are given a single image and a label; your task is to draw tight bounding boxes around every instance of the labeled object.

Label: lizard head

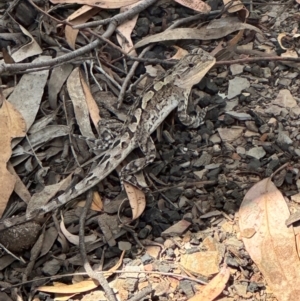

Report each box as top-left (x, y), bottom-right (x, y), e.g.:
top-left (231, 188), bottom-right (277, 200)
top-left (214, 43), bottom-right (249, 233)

top-left (173, 49), bottom-right (216, 89)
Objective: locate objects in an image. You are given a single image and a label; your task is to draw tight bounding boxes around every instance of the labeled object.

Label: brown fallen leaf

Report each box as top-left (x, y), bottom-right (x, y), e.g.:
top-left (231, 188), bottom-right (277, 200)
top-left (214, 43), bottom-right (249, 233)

top-left (223, 0), bottom-right (249, 20)
top-left (188, 265), bottom-right (230, 301)
top-left (239, 177), bottom-right (300, 301)
top-left (116, 2), bottom-right (139, 55)
top-left (65, 6), bottom-right (100, 49)
top-left (175, 0), bottom-right (211, 13)
top-left (38, 251), bottom-right (125, 296)
top-left (79, 70), bottom-right (101, 130)
top-left (0, 100), bottom-right (26, 217)
top-left (124, 181), bottom-right (146, 220)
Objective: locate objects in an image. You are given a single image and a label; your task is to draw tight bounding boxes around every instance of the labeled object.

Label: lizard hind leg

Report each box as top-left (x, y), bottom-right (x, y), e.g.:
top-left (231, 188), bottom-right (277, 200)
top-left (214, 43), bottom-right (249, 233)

top-left (120, 135), bottom-right (156, 191)
top-left (177, 90), bottom-right (207, 128)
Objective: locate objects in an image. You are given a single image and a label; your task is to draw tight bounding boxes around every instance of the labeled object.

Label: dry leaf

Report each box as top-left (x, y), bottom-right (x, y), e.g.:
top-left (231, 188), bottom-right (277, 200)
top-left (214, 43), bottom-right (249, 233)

top-left (169, 46), bottom-right (189, 60)
top-left (38, 279), bottom-right (99, 294)
top-left (77, 191), bottom-right (104, 211)
top-left (135, 17), bottom-right (261, 48)
top-left (116, 2), bottom-right (139, 55)
top-left (239, 178), bottom-right (300, 301)
top-left (124, 182), bottom-right (146, 220)
top-left (223, 0), bottom-right (249, 19)
top-left (50, 0), bottom-right (139, 9)
top-left (38, 251), bottom-right (125, 296)
top-left (67, 68), bottom-right (95, 138)
top-left (60, 213), bottom-right (97, 246)
top-left (175, 0), bottom-right (211, 13)
top-left (1, 24), bottom-right (43, 63)
top-left (7, 162), bottom-right (31, 203)
top-left (188, 265), bottom-right (230, 301)
top-left (0, 100), bottom-right (26, 217)
top-left (8, 56), bottom-right (51, 136)
top-left (65, 6), bottom-right (100, 49)
top-left (79, 71), bottom-right (101, 130)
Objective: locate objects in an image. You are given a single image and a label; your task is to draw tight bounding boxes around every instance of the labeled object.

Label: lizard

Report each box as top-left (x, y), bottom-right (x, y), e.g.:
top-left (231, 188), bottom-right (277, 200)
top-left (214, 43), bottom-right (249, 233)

top-left (11, 48), bottom-right (216, 223)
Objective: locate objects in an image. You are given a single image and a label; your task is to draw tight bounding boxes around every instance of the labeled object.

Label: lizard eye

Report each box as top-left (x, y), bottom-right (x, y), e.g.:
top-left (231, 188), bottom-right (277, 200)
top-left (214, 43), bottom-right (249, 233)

top-left (188, 63), bottom-right (194, 67)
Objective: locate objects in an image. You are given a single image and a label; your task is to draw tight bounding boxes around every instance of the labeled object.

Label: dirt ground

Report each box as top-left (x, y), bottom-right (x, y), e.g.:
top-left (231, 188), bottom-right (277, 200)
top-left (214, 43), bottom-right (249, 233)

top-left (0, 0), bottom-right (300, 300)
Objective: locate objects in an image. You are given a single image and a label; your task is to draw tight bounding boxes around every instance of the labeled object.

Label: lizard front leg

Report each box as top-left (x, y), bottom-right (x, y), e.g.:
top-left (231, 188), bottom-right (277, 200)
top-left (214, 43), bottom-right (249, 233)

top-left (177, 89), bottom-right (207, 128)
top-left (120, 133), bottom-right (156, 190)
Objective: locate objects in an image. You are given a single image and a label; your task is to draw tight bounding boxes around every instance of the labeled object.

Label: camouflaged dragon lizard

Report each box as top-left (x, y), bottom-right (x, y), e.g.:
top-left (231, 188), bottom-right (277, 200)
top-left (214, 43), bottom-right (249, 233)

top-left (30, 48), bottom-right (216, 217)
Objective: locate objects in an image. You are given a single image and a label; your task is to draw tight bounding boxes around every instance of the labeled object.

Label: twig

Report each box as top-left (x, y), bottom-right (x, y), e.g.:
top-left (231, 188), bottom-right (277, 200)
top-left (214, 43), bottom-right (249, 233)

top-left (270, 162), bottom-right (289, 180)
top-left (79, 191), bottom-right (117, 301)
top-left (6, 269), bottom-right (208, 289)
top-left (73, 0), bottom-right (158, 29)
top-left (27, 0), bottom-right (73, 26)
top-left (2, 0), bottom-right (21, 18)
top-left (117, 46), bottom-right (152, 107)
top-left (0, 21), bottom-right (117, 75)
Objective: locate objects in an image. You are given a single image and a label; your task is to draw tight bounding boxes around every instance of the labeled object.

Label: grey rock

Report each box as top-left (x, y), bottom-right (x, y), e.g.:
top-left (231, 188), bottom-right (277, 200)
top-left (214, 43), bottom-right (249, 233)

top-left (246, 147), bottom-right (266, 159)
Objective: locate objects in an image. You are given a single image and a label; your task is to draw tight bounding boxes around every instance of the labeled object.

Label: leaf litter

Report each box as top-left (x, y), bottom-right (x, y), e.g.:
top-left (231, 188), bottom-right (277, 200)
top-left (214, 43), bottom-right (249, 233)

top-left (0, 0), bottom-right (300, 300)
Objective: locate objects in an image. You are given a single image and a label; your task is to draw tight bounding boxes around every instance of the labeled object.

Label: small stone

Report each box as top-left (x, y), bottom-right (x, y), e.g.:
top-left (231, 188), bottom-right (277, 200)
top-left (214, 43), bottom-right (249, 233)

top-left (236, 146), bottom-right (246, 156)
top-left (227, 77), bottom-right (250, 99)
top-left (205, 79), bottom-right (219, 94)
top-left (245, 121), bottom-right (258, 132)
top-left (230, 64), bottom-right (244, 75)
top-left (209, 133), bottom-right (221, 144)
top-left (277, 131), bottom-right (293, 148)
top-left (278, 78), bottom-right (292, 86)
top-left (259, 124), bottom-right (270, 134)
top-left (225, 111), bottom-right (252, 121)
top-left (218, 127), bottom-right (244, 142)
top-left (244, 130), bottom-right (260, 138)
top-left (250, 65), bottom-right (262, 77)
top-left (194, 169), bottom-right (208, 180)
top-left (268, 117), bottom-right (278, 127)
top-left (295, 149), bottom-right (300, 157)
top-left (178, 196), bottom-right (189, 208)
top-left (184, 188), bottom-right (195, 199)
top-left (212, 144), bottom-right (221, 155)
top-left (193, 152), bottom-right (212, 167)
top-left (262, 67), bottom-right (271, 78)
top-left (273, 89), bottom-right (297, 108)
top-left (161, 220), bottom-right (191, 237)
top-left (246, 147), bottom-right (266, 159)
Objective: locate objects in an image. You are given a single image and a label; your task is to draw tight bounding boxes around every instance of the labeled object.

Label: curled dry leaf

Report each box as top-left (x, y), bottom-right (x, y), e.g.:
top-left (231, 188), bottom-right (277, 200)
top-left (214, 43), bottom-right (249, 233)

top-left (175, 0), bottom-right (211, 13)
top-left (123, 182), bottom-right (146, 220)
top-left (223, 0), bottom-right (249, 20)
top-left (60, 214), bottom-right (97, 246)
top-left (0, 100), bottom-right (26, 217)
top-left (239, 177), bottom-right (300, 301)
top-left (188, 265), bottom-right (230, 301)
top-left (5, 24), bottom-right (42, 63)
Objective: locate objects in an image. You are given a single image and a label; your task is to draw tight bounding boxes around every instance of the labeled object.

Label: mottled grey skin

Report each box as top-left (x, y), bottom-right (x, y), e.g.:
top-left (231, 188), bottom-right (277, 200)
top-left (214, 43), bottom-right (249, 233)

top-left (39, 49), bottom-right (216, 214)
